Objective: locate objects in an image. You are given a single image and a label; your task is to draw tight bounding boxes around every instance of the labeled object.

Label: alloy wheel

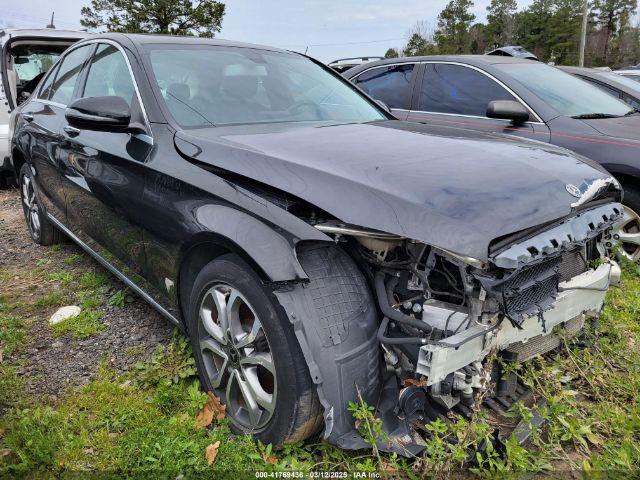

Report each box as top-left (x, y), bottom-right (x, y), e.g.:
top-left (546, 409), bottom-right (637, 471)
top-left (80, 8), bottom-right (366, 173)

top-left (608, 205), bottom-right (640, 262)
top-left (21, 174), bottom-right (41, 239)
top-left (198, 283), bottom-right (277, 430)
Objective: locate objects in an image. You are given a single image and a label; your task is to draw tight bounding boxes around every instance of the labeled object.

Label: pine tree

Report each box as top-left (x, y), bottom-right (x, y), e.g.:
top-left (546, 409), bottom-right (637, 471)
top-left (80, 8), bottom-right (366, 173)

top-left (486, 0), bottom-right (518, 49)
top-left (435, 0), bottom-right (476, 54)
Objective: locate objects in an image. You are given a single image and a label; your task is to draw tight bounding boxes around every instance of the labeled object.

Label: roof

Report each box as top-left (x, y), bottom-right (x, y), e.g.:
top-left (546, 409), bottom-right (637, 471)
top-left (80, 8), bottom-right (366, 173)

top-left (559, 66), bottom-right (640, 98)
top-left (343, 54), bottom-right (539, 76)
top-left (85, 32), bottom-right (291, 55)
top-left (0, 28), bottom-right (89, 43)
top-left (329, 57), bottom-right (384, 65)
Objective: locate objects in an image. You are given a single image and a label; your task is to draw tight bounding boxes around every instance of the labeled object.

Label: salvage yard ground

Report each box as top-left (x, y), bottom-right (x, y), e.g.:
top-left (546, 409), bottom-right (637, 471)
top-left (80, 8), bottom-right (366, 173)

top-left (0, 186), bottom-right (638, 478)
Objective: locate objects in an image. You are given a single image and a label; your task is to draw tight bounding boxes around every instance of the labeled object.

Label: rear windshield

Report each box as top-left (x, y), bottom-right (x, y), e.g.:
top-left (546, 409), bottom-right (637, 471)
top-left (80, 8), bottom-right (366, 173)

top-left (496, 63), bottom-right (633, 118)
top-left (146, 45), bottom-right (385, 127)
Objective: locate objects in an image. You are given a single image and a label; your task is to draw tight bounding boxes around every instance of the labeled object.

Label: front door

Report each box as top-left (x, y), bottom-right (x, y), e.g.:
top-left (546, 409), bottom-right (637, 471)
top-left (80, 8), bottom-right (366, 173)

top-left (57, 42), bottom-right (152, 276)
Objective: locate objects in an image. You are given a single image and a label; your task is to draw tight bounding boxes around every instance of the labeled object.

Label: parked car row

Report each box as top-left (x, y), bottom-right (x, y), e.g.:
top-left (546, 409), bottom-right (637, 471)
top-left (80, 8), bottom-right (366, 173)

top-left (2, 32), bottom-right (630, 454)
top-left (343, 55), bottom-right (640, 262)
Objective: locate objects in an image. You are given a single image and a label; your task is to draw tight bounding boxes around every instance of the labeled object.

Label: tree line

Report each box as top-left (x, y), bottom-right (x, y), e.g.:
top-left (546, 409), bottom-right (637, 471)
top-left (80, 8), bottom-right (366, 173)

top-left (385, 0), bottom-right (640, 68)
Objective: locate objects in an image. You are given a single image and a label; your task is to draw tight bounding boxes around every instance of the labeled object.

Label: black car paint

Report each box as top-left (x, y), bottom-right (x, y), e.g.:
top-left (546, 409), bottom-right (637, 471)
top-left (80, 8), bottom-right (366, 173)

top-left (174, 120), bottom-right (612, 261)
top-left (344, 56), bottom-right (640, 186)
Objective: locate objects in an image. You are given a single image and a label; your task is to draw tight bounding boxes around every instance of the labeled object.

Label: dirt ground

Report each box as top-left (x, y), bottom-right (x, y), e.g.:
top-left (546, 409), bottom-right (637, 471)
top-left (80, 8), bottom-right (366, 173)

top-left (0, 187), bottom-right (175, 401)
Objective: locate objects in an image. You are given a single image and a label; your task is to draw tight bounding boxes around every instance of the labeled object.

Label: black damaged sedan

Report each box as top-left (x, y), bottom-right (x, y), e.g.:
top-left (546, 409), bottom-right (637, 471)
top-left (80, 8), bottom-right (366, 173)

top-left (9, 34), bottom-right (623, 453)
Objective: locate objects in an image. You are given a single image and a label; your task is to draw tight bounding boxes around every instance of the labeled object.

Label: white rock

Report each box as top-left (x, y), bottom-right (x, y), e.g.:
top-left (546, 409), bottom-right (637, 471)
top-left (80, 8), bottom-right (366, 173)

top-left (49, 306), bottom-right (81, 325)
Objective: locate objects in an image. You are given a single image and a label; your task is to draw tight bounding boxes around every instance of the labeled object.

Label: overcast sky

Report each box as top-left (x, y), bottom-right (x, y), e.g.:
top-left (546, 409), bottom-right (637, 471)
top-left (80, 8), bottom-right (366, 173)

top-left (1, 0), bottom-right (536, 61)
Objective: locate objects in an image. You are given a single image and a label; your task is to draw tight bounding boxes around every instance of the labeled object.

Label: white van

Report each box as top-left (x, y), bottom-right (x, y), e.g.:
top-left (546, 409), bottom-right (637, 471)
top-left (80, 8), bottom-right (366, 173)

top-left (1, 28), bottom-right (87, 185)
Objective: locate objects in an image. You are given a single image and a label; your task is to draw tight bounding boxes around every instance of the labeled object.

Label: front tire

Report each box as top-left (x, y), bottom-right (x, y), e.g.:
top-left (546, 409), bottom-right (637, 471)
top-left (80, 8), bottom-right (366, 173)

top-left (19, 163), bottom-right (59, 245)
top-left (186, 254), bottom-right (323, 445)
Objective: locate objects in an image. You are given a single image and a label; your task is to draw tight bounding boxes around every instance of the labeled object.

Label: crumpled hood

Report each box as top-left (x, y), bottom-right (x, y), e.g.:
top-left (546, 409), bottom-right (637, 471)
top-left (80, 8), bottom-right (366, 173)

top-left (175, 120), bottom-right (618, 261)
top-left (580, 114), bottom-right (640, 141)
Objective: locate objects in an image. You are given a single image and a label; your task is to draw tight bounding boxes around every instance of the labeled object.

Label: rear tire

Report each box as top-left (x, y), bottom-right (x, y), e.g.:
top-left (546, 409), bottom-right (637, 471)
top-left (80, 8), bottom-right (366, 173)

top-left (19, 163), bottom-right (60, 246)
top-left (186, 254), bottom-right (323, 445)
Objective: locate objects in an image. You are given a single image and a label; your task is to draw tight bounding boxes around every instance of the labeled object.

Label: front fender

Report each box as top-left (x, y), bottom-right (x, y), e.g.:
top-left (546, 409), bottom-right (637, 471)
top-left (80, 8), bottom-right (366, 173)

top-left (190, 203), bottom-right (330, 282)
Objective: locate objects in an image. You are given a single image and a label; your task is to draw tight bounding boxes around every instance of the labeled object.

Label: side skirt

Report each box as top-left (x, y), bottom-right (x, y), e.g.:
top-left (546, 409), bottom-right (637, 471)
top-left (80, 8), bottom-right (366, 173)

top-left (47, 213), bottom-right (182, 328)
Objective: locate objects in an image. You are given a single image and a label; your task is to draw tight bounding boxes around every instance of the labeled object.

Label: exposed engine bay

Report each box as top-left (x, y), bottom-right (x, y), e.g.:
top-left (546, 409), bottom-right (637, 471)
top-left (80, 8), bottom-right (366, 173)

top-left (310, 201), bottom-right (622, 453)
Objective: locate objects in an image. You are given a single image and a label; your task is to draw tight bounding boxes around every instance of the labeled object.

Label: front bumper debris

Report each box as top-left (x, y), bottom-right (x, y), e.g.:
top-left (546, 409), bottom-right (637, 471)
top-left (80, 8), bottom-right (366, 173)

top-left (417, 260), bottom-right (615, 385)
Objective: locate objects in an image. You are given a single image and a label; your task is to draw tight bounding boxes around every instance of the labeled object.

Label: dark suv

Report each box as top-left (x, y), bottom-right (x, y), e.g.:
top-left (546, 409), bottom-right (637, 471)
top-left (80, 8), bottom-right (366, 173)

top-left (10, 34), bottom-right (622, 454)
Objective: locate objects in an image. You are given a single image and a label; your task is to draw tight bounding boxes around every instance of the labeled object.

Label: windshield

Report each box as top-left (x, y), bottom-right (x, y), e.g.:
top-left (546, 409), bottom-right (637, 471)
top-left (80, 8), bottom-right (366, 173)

top-left (147, 45), bottom-right (386, 127)
top-left (496, 63), bottom-right (633, 118)
top-left (13, 52), bottom-right (60, 82)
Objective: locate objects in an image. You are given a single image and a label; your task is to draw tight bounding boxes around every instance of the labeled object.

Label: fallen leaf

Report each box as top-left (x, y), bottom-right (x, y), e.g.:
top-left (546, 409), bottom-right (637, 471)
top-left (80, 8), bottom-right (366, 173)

top-left (262, 452), bottom-right (277, 465)
top-left (195, 392), bottom-right (226, 429)
top-left (403, 377), bottom-right (427, 388)
top-left (205, 441), bottom-right (220, 465)
top-left (380, 462), bottom-right (398, 475)
top-left (0, 449), bottom-right (12, 459)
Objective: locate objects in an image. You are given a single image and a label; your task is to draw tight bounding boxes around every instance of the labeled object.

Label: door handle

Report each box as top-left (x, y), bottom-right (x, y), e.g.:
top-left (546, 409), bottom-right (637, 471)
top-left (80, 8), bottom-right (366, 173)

top-left (63, 125), bottom-right (81, 136)
top-left (23, 114), bottom-right (34, 122)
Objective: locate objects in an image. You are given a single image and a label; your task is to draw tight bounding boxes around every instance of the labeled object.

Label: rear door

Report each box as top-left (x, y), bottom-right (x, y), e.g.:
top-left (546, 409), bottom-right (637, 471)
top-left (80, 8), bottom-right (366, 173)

top-left (57, 42), bottom-right (152, 276)
top-left (16, 44), bottom-right (93, 218)
top-left (351, 63), bottom-right (417, 120)
top-left (407, 62), bottom-right (550, 141)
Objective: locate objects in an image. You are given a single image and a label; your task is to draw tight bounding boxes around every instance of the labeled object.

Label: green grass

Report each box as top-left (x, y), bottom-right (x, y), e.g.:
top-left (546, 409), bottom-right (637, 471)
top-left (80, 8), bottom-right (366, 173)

top-left (47, 271), bottom-right (74, 287)
top-left (32, 291), bottom-right (67, 309)
top-left (63, 253), bottom-right (83, 266)
top-left (0, 313), bottom-right (27, 356)
top-left (79, 270), bottom-right (110, 290)
top-left (1, 260), bottom-right (640, 477)
top-left (52, 309), bottom-right (105, 340)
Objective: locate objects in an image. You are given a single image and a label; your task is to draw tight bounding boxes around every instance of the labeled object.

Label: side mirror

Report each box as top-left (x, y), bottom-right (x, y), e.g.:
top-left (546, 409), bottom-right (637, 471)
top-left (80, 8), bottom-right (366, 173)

top-left (486, 100), bottom-right (530, 124)
top-left (65, 96), bottom-right (131, 132)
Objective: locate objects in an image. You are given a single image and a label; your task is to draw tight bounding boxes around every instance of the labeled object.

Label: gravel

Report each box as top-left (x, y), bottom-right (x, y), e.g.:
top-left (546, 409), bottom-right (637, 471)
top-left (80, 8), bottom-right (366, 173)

top-left (0, 187), bottom-right (175, 400)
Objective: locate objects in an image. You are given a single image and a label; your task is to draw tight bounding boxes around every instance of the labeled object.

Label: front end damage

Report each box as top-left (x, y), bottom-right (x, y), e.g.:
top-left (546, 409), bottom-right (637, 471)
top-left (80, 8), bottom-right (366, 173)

top-left (287, 201), bottom-right (622, 454)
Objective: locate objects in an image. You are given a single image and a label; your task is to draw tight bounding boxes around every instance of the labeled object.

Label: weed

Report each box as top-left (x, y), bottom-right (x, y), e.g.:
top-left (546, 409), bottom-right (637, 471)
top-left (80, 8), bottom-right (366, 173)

top-left (63, 253), bottom-right (83, 266)
top-left (32, 291), bottom-right (66, 309)
top-left (78, 291), bottom-right (103, 310)
top-left (0, 364), bottom-right (22, 407)
top-left (47, 271), bottom-right (74, 286)
top-left (347, 387), bottom-right (387, 465)
top-left (108, 290), bottom-right (127, 308)
top-left (80, 270), bottom-right (110, 290)
top-left (35, 258), bottom-right (51, 267)
top-left (0, 313), bottom-right (27, 355)
top-left (125, 345), bottom-right (145, 358)
top-left (131, 335), bottom-right (196, 388)
top-left (52, 309), bottom-right (104, 339)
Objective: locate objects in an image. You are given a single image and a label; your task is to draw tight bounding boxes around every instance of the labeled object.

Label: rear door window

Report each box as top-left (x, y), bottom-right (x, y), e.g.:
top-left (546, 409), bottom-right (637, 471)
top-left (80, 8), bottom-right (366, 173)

top-left (420, 63), bottom-right (516, 117)
top-left (353, 64), bottom-right (415, 109)
top-left (48, 45), bottom-right (92, 105)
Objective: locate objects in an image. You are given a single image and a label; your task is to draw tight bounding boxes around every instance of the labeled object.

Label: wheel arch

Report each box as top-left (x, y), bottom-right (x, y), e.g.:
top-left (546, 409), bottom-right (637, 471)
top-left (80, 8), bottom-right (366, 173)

top-left (177, 232), bottom-right (270, 322)
top-left (10, 147), bottom-right (26, 181)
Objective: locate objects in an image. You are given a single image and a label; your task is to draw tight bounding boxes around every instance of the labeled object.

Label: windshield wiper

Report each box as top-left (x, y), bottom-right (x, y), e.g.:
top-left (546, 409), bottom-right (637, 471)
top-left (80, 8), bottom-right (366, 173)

top-left (624, 109), bottom-right (640, 116)
top-left (571, 113), bottom-right (621, 119)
